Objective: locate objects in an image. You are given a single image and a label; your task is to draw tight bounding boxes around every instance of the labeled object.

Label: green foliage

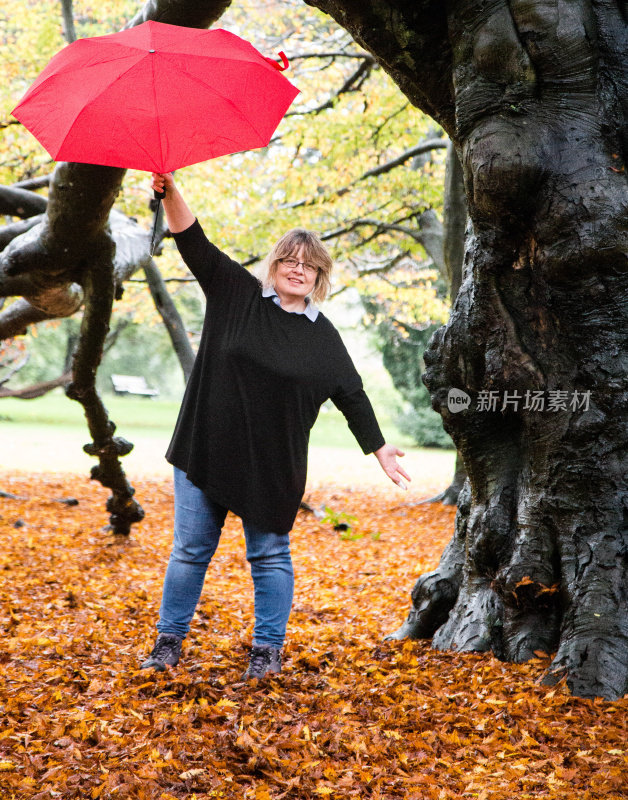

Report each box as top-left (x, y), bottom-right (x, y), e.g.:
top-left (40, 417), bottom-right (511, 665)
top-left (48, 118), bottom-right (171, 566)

top-left (363, 305), bottom-right (454, 449)
top-left (339, 529), bottom-right (365, 542)
top-left (322, 505), bottom-right (358, 534)
top-left (395, 387), bottom-right (455, 449)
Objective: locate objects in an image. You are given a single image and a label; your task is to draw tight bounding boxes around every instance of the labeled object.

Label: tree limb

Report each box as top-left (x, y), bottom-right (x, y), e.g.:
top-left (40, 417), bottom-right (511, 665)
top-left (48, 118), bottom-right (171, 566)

top-left (304, 0), bottom-right (454, 134)
top-left (0, 298), bottom-right (57, 339)
top-left (284, 138), bottom-right (447, 210)
top-left (0, 186), bottom-right (48, 218)
top-left (0, 371), bottom-right (71, 399)
top-left (286, 55), bottom-right (375, 116)
top-left (65, 234), bottom-right (144, 536)
top-left (289, 50), bottom-right (373, 60)
top-left (13, 175), bottom-right (51, 191)
top-left (125, 0), bottom-right (233, 28)
top-left (0, 350), bottom-right (29, 388)
top-left (0, 216), bottom-right (43, 251)
top-left (60, 0), bottom-right (77, 43)
top-left (359, 138), bottom-right (447, 180)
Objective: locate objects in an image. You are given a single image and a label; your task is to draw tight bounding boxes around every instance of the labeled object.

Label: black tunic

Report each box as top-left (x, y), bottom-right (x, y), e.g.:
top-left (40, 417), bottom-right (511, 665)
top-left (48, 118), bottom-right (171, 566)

top-left (166, 220), bottom-right (385, 534)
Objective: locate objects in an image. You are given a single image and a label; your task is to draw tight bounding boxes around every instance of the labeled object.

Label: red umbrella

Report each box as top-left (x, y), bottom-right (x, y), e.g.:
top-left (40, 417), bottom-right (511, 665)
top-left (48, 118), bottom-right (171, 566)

top-left (11, 21), bottom-right (299, 173)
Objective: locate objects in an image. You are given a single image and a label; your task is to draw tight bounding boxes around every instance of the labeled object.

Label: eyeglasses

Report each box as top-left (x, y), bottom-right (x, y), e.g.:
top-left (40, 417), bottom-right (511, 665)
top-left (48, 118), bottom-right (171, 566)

top-left (279, 257), bottom-right (318, 275)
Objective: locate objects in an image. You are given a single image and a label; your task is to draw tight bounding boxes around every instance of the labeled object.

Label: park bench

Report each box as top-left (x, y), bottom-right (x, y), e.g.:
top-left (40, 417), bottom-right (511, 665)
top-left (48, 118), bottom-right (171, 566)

top-left (111, 374), bottom-right (159, 397)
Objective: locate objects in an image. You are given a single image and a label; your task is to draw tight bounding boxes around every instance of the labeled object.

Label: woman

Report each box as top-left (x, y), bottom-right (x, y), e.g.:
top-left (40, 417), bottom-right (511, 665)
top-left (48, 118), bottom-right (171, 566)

top-left (141, 172), bottom-right (411, 679)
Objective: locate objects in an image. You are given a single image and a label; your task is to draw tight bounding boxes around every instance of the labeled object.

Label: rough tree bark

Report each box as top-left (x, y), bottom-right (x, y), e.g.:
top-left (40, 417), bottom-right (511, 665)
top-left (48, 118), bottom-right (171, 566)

top-left (308, 0), bottom-right (628, 699)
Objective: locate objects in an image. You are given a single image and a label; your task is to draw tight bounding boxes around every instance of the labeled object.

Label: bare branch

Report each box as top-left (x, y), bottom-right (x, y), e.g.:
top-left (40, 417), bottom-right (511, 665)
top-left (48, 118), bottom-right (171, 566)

top-left (0, 350), bottom-right (29, 388)
top-left (0, 298), bottom-right (54, 339)
top-left (110, 210), bottom-right (153, 287)
top-left (13, 175), bottom-right (51, 191)
top-left (371, 103), bottom-right (411, 143)
top-left (284, 137), bottom-right (447, 210)
top-left (128, 276), bottom-right (196, 284)
top-left (349, 250), bottom-right (410, 276)
top-left (0, 186), bottom-right (48, 218)
top-left (0, 216), bottom-right (43, 250)
top-left (288, 51), bottom-right (372, 60)
top-left (359, 138), bottom-right (447, 180)
top-left (320, 214), bottom-right (419, 243)
top-left (60, 0), bottom-right (77, 43)
top-left (287, 56), bottom-right (375, 116)
top-left (0, 371), bottom-right (71, 399)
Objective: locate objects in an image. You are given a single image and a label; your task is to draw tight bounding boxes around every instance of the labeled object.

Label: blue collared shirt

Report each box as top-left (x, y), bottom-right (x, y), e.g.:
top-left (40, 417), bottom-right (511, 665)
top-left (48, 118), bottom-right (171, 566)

top-left (262, 286), bottom-right (319, 321)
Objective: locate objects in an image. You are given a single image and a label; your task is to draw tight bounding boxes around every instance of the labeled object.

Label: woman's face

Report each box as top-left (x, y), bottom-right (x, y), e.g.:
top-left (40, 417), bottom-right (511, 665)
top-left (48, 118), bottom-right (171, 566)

top-left (273, 244), bottom-right (318, 307)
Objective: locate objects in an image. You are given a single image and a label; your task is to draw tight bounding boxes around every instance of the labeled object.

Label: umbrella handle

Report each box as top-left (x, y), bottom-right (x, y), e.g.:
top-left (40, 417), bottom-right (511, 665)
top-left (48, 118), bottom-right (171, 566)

top-left (150, 172), bottom-right (174, 254)
top-left (150, 193), bottom-right (164, 256)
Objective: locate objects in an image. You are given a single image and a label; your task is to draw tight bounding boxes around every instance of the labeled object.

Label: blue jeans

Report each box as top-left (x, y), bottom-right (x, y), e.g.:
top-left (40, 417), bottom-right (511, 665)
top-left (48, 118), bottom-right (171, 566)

top-left (156, 468), bottom-right (294, 648)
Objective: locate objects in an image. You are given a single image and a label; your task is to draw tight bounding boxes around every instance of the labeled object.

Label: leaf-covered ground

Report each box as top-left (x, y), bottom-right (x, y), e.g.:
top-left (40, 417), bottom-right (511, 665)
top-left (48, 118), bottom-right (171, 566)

top-left (0, 473), bottom-right (626, 800)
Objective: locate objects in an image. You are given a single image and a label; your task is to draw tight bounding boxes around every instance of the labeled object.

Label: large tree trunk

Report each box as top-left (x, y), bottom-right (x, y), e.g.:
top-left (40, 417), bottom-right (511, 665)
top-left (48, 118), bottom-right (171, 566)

top-left (409, 2), bottom-right (628, 699)
top-left (311, 0), bottom-right (628, 699)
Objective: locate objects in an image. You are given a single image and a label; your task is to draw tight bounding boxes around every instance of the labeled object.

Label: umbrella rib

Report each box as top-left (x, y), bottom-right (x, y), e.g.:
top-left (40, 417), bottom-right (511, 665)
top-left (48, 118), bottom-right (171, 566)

top-left (150, 50), bottom-right (166, 173)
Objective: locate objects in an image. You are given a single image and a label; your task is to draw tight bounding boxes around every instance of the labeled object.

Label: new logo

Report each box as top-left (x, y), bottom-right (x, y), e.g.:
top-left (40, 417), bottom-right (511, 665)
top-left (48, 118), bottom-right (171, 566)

top-left (447, 388), bottom-right (471, 413)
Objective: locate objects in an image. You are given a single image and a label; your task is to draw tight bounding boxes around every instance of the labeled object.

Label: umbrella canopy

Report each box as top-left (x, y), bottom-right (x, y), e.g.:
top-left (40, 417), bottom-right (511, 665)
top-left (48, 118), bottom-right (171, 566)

top-left (12, 21), bottom-right (299, 173)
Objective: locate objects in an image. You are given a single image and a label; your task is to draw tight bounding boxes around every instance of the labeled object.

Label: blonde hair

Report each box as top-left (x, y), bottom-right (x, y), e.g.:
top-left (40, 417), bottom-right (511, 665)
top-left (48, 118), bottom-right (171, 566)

top-left (258, 229), bottom-right (333, 305)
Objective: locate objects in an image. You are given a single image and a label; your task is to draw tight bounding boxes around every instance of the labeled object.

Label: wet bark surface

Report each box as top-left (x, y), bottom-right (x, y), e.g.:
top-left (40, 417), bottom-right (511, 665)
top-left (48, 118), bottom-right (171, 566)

top-left (310, 0), bottom-right (628, 699)
top-left (424, 0), bottom-right (628, 701)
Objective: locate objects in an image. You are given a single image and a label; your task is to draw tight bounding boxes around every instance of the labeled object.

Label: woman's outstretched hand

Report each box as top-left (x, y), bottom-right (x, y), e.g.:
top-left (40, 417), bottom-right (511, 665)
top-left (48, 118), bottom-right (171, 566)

top-left (374, 444), bottom-right (411, 490)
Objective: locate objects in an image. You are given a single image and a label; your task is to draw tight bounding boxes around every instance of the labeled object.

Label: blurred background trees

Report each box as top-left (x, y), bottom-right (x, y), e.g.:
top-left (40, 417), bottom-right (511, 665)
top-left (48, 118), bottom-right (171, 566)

top-left (0, 0), bottom-right (455, 452)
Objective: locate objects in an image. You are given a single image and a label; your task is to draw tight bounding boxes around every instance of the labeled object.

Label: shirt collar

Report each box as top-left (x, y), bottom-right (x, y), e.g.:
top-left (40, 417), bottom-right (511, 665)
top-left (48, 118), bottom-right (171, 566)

top-left (262, 286), bottom-right (319, 321)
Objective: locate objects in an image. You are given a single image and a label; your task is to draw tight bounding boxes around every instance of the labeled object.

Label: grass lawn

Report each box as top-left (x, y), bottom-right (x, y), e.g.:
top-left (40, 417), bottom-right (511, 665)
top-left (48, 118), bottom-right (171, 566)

top-left (0, 392), bottom-right (179, 431)
top-left (0, 391), bottom-right (456, 492)
top-left (0, 390), bottom-right (419, 448)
